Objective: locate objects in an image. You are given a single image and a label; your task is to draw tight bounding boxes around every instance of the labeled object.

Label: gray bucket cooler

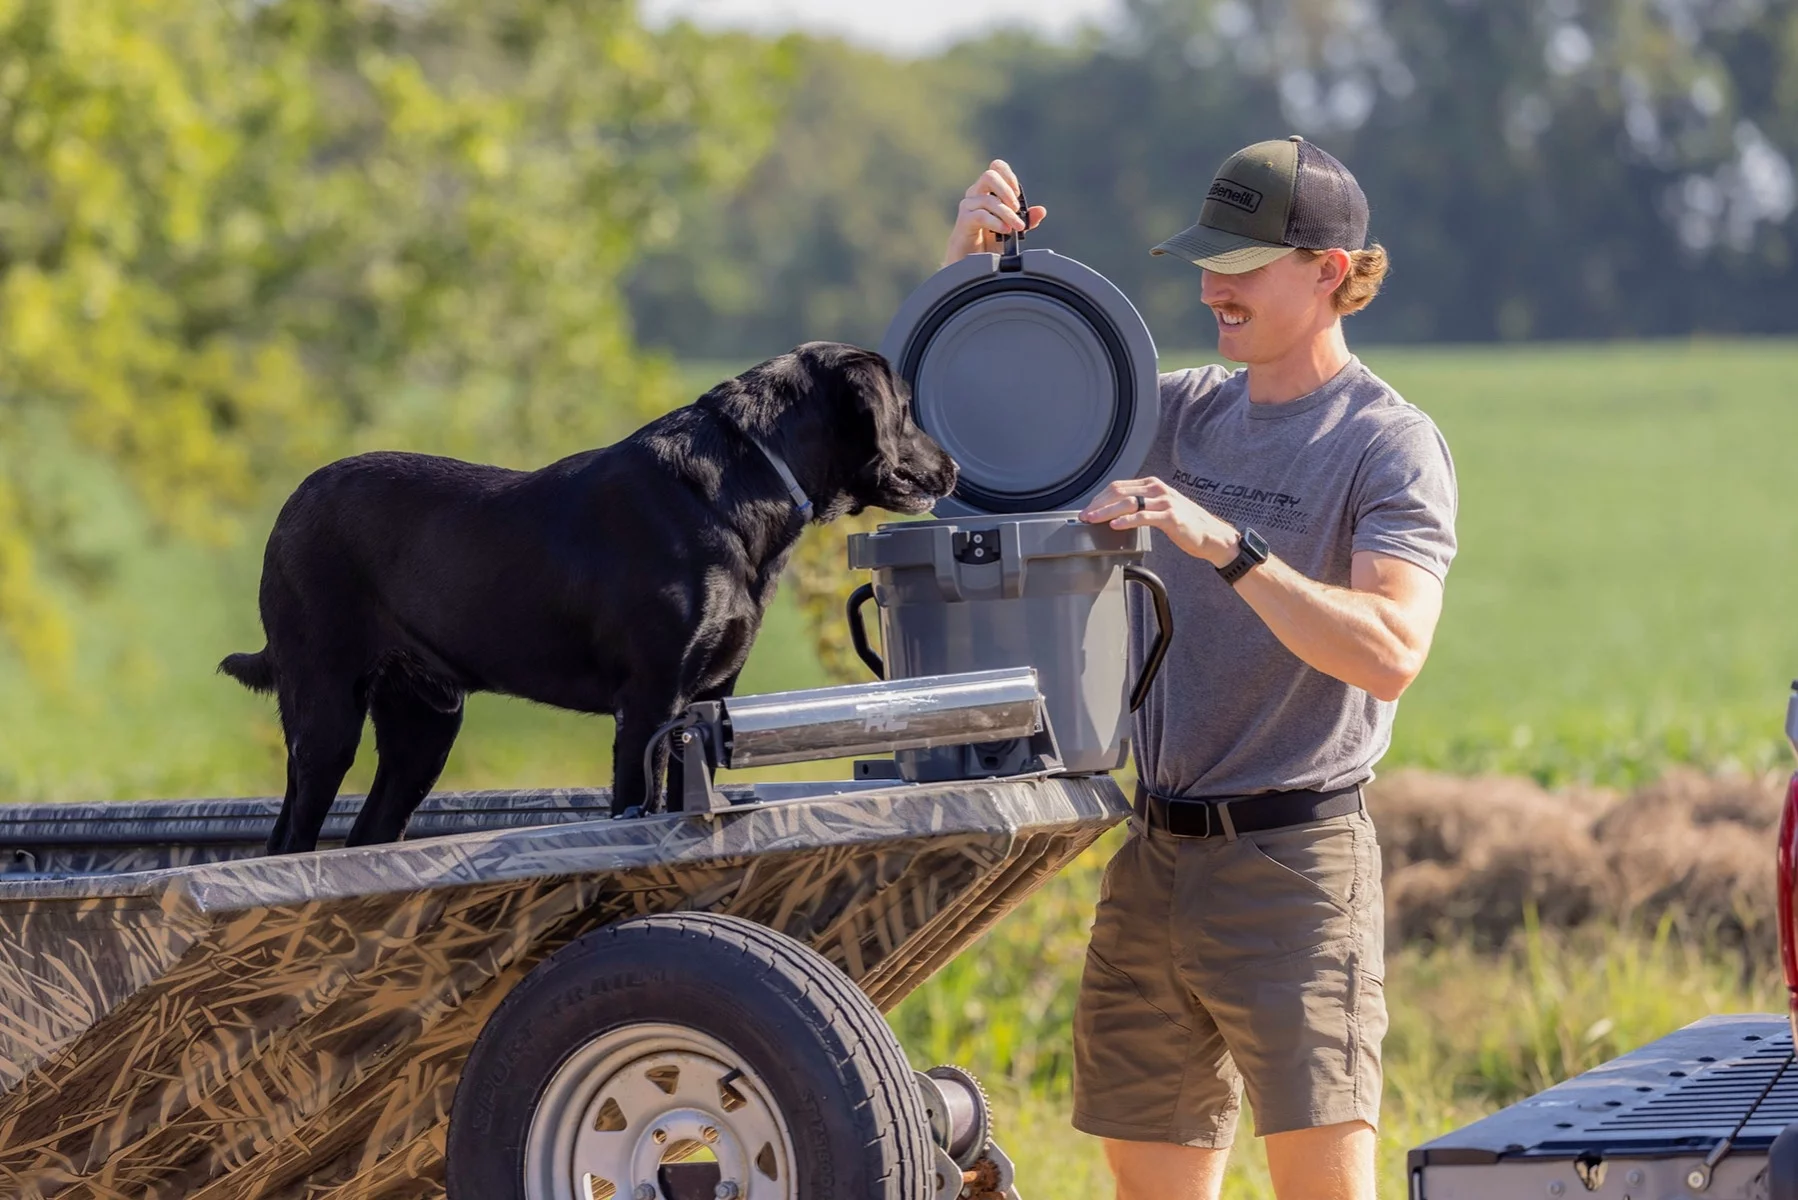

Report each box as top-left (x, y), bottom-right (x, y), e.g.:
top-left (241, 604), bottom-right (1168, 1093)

top-left (846, 234), bottom-right (1172, 780)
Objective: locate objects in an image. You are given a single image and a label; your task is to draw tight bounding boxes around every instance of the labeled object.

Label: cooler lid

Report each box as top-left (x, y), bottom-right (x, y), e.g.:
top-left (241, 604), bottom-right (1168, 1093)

top-left (881, 246), bottom-right (1159, 518)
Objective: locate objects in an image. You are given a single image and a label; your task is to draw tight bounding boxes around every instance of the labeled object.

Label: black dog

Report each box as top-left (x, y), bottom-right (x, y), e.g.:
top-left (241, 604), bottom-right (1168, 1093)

top-left (221, 342), bottom-right (957, 854)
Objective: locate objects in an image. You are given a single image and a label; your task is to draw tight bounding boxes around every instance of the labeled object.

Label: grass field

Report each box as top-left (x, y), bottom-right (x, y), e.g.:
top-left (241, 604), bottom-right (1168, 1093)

top-left (1, 338), bottom-right (1794, 1196)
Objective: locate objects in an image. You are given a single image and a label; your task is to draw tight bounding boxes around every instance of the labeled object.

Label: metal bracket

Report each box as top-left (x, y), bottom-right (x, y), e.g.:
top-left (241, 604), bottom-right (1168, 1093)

top-left (978, 1140), bottom-right (1023, 1200)
top-left (643, 704), bottom-right (733, 816)
top-left (928, 1133), bottom-right (1023, 1200)
top-left (853, 758), bottom-right (904, 781)
top-left (674, 715), bottom-right (732, 815)
top-left (1022, 709), bottom-right (1063, 775)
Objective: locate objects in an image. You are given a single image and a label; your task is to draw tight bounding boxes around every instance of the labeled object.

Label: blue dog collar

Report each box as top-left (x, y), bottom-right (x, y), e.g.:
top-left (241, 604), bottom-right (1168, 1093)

top-left (750, 437), bottom-right (813, 520)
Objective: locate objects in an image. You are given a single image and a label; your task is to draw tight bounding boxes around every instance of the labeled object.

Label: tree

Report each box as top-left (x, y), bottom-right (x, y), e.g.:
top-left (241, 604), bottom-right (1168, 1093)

top-left (628, 36), bottom-right (983, 359)
top-left (0, 0), bottom-right (790, 671)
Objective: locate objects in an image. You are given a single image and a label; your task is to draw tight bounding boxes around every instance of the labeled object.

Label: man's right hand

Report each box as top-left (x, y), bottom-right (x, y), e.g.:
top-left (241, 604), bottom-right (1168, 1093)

top-left (943, 159), bottom-right (1048, 267)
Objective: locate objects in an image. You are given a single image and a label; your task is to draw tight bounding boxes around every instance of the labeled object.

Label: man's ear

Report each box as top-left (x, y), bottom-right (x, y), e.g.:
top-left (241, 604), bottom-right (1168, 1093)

top-left (1315, 248), bottom-right (1352, 295)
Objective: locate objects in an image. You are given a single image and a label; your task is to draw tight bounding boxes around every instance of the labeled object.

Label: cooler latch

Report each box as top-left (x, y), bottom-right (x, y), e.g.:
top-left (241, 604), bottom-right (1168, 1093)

top-left (953, 528), bottom-right (1001, 565)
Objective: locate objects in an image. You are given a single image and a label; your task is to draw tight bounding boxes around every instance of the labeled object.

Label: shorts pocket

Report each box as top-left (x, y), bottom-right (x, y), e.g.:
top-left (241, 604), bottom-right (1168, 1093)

top-left (1245, 815), bottom-right (1363, 912)
top-left (1190, 818), bottom-right (1363, 964)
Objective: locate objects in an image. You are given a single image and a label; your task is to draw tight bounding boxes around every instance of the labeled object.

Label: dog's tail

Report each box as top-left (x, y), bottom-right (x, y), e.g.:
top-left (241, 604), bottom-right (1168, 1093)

top-left (219, 649), bottom-right (277, 694)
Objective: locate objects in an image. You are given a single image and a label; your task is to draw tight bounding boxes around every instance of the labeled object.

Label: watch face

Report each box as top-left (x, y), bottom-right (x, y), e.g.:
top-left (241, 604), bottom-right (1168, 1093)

top-left (1243, 528), bottom-right (1270, 561)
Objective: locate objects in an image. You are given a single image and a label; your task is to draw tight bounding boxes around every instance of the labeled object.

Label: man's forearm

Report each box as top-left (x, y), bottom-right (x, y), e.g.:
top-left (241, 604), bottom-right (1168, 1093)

top-left (1231, 555), bottom-right (1432, 702)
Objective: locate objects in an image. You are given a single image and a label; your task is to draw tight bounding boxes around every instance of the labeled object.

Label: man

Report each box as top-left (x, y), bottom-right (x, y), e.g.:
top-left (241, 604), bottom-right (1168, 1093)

top-left (942, 138), bottom-right (1457, 1200)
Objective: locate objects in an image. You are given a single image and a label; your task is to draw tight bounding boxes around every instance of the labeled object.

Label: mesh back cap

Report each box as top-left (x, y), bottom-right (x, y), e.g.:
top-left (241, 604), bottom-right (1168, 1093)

top-left (1152, 135), bottom-right (1370, 275)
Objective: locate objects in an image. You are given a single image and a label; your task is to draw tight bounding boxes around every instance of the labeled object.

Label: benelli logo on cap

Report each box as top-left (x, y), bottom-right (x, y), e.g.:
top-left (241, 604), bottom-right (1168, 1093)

top-left (1207, 178), bottom-right (1263, 214)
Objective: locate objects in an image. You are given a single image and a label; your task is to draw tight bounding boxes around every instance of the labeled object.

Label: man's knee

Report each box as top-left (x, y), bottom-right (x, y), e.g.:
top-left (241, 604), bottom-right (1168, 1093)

top-left (1104, 1136), bottom-right (1230, 1200)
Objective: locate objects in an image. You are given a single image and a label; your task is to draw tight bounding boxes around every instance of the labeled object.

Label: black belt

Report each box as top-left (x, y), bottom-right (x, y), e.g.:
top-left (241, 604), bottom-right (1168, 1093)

top-left (1134, 783), bottom-right (1363, 839)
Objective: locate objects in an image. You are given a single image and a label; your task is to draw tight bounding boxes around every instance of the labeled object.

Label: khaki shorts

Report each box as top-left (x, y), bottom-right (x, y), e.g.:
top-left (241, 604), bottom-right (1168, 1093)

top-left (1072, 807), bottom-right (1386, 1148)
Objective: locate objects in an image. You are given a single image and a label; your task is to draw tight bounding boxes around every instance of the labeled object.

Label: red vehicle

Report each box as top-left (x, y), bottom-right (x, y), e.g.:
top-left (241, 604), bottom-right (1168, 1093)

top-left (1407, 684), bottom-right (1798, 1199)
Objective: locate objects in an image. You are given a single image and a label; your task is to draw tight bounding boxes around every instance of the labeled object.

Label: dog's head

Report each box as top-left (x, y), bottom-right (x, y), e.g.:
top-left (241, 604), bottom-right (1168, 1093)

top-left (745, 342), bottom-right (958, 519)
top-left (811, 342), bottom-right (958, 515)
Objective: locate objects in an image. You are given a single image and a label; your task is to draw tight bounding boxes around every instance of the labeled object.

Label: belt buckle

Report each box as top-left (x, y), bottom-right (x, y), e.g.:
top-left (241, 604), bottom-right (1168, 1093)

top-left (1164, 797), bottom-right (1212, 839)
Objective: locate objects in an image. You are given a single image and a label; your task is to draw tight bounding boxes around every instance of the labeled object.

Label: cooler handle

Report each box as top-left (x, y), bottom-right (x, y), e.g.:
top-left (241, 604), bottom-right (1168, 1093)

top-left (846, 583), bottom-right (885, 679)
top-left (1123, 565), bottom-right (1172, 713)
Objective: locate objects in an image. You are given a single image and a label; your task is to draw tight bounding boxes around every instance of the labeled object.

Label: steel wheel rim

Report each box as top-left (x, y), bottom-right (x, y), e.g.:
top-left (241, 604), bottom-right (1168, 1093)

top-left (524, 1022), bottom-right (797, 1200)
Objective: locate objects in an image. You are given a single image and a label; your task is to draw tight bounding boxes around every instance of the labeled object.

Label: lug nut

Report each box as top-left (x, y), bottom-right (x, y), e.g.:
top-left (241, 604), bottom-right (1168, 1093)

top-left (714, 1184), bottom-right (740, 1200)
top-left (701, 1125), bottom-right (719, 1143)
top-left (634, 1185), bottom-right (658, 1200)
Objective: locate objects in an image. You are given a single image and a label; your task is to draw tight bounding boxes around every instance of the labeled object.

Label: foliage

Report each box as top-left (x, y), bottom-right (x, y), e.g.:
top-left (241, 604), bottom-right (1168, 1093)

top-left (786, 512), bottom-right (887, 684)
top-left (629, 38), bottom-right (982, 358)
top-left (0, 0), bottom-right (791, 669)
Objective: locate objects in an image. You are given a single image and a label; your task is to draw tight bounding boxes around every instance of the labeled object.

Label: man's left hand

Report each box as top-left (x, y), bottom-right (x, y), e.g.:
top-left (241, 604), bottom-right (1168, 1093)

top-left (1080, 477), bottom-right (1240, 566)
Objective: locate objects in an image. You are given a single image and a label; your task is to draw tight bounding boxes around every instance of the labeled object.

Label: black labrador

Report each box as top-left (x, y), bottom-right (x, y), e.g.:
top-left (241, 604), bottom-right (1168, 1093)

top-left (221, 342), bottom-right (957, 854)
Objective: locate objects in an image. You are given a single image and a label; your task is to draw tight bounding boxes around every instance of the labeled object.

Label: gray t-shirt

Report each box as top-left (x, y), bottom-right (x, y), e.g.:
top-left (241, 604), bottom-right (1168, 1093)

top-left (1128, 357), bottom-right (1457, 798)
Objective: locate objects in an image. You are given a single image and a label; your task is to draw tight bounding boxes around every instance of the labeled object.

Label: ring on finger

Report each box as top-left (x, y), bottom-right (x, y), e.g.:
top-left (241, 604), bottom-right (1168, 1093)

top-left (1133, 494), bottom-right (1146, 512)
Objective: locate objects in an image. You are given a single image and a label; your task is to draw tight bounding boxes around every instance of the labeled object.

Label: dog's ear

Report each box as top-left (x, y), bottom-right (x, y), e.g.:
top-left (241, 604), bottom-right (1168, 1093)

top-left (837, 349), bottom-right (910, 466)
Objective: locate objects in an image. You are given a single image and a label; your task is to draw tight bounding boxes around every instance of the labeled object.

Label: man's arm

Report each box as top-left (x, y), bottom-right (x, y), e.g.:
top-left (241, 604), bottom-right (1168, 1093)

top-left (1083, 478), bottom-right (1444, 702)
top-left (1230, 551), bottom-right (1442, 702)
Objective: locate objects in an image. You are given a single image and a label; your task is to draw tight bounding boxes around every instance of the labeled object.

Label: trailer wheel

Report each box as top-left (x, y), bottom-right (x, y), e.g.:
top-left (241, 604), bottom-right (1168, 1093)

top-left (448, 912), bottom-right (935, 1200)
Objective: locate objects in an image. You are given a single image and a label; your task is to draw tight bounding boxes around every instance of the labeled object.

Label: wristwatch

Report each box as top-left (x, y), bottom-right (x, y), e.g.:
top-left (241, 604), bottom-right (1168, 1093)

top-left (1216, 528), bottom-right (1269, 586)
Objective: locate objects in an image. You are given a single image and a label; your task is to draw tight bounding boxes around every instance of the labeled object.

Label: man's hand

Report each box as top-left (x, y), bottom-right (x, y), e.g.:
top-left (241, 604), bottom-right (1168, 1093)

top-left (1080, 477), bottom-right (1240, 566)
top-left (944, 159), bottom-right (1047, 267)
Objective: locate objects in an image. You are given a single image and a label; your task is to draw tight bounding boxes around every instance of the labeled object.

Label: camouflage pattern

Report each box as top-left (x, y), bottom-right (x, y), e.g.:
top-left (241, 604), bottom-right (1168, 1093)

top-left (0, 776), bottom-right (1126, 1198)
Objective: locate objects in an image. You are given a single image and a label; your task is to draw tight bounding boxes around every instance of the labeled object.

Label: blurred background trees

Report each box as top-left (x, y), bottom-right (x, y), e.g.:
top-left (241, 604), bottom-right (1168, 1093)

top-left (634, 0), bottom-right (1797, 356)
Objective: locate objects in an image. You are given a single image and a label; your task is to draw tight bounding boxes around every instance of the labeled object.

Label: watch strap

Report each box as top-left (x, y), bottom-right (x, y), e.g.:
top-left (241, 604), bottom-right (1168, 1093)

top-left (1217, 529), bottom-right (1269, 586)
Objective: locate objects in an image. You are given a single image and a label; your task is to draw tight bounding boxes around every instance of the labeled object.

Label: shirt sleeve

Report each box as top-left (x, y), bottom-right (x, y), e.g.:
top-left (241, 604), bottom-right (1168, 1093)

top-left (1351, 413), bottom-right (1459, 580)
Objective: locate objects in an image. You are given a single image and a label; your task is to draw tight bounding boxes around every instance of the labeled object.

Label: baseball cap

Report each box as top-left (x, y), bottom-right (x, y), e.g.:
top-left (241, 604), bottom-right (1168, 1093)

top-left (1151, 135), bottom-right (1369, 274)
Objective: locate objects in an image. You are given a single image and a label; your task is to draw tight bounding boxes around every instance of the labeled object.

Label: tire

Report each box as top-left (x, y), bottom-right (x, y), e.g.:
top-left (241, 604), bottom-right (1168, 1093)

top-left (447, 912), bottom-right (935, 1200)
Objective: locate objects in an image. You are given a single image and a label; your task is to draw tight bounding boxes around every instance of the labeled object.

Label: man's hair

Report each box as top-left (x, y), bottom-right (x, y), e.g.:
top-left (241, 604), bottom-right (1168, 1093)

top-left (1299, 244), bottom-right (1389, 316)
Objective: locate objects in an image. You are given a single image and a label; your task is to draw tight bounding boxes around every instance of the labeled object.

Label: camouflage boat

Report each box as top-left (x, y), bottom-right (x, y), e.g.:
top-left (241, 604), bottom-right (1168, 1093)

top-left (0, 773), bottom-right (1126, 1200)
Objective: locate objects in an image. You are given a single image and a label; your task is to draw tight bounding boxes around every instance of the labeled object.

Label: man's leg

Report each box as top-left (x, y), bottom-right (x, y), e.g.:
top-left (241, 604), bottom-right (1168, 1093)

top-left (1074, 829), bottom-right (1244, 1189)
top-left (1265, 1120), bottom-right (1377, 1200)
top-left (1104, 1138), bottom-right (1229, 1200)
top-left (1177, 811), bottom-right (1388, 1200)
